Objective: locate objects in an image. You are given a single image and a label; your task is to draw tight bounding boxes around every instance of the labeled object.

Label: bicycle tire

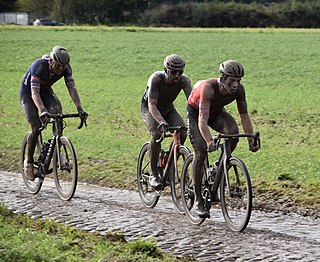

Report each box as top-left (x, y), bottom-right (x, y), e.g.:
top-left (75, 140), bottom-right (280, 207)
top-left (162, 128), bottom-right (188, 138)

top-left (20, 132), bottom-right (43, 194)
top-left (170, 145), bottom-right (191, 214)
top-left (53, 136), bottom-right (78, 201)
top-left (181, 154), bottom-right (206, 225)
top-left (136, 142), bottom-right (160, 208)
top-left (220, 157), bottom-right (252, 232)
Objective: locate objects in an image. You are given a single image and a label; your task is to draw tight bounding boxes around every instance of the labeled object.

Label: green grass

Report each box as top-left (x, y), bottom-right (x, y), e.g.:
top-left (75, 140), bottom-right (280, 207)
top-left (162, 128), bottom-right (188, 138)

top-left (0, 25), bottom-right (319, 209)
top-left (0, 203), bottom-right (188, 262)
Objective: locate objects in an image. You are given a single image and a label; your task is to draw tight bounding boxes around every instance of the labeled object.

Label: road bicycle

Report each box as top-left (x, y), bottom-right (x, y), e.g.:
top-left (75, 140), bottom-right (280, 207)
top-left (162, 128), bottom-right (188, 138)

top-left (137, 126), bottom-right (191, 214)
top-left (20, 113), bottom-right (86, 201)
top-left (181, 132), bottom-right (260, 231)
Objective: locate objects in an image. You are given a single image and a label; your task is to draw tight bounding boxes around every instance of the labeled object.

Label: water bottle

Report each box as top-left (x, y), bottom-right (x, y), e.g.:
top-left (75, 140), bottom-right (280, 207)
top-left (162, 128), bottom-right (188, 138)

top-left (161, 151), bottom-right (168, 168)
top-left (158, 149), bottom-right (165, 168)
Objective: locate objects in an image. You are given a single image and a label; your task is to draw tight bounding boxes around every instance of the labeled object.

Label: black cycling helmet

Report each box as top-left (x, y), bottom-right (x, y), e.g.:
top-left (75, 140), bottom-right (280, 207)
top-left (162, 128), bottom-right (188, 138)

top-left (163, 54), bottom-right (185, 70)
top-left (219, 60), bottom-right (244, 77)
top-left (50, 46), bottom-right (70, 65)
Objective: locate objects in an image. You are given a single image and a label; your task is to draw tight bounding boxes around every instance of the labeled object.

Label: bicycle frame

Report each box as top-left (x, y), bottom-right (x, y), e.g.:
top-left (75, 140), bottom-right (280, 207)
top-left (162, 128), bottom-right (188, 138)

top-left (158, 130), bottom-right (183, 188)
top-left (21, 112), bottom-right (86, 200)
top-left (180, 131), bottom-right (260, 230)
top-left (206, 133), bottom-right (260, 197)
top-left (137, 125), bottom-right (190, 213)
top-left (37, 113), bottom-right (83, 178)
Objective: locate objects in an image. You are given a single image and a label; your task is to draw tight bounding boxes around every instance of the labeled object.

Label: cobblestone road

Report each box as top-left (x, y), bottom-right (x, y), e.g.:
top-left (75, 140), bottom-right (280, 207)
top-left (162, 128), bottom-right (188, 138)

top-left (1, 171), bottom-right (319, 261)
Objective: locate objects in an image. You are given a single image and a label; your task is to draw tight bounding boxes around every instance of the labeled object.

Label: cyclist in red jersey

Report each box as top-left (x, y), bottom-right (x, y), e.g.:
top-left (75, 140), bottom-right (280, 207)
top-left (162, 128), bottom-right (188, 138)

top-left (141, 54), bottom-right (192, 189)
top-left (187, 60), bottom-right (259, 218)
top-left (19, 46), bottom-right (88, 181)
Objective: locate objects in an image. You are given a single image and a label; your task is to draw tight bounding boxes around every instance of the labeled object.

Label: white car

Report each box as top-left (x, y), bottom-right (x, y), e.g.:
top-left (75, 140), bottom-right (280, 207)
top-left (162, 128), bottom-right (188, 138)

top-left (33, 18), bottom-right (64, 26)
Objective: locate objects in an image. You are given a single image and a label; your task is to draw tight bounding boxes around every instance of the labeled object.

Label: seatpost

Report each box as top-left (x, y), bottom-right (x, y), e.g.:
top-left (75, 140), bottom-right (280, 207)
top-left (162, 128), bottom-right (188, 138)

top-left (173, 131), bottom-right (181, 147)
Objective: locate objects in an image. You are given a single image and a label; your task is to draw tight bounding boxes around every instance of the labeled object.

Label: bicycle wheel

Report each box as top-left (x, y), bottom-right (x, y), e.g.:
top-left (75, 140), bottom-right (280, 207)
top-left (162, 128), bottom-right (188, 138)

top-left (170, 145), bottom-right (191, 214)
top-left (220, 157), bottom-right (252, 232)
top-left (181, 154), bottom-right (206, 225)
top-left (20, 132), bottom-right (43, 194)
top-left (137, 142), bottom-right (160, 208)
top-left (53, 136), bottom-right (78, 201)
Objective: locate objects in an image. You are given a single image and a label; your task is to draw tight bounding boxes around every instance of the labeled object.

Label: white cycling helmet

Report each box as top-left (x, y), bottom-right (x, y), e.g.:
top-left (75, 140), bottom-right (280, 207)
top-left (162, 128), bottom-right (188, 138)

top-left (219, 60), bottom-right (244, 77)
top-left (50, 46), bottom-right (70, 65)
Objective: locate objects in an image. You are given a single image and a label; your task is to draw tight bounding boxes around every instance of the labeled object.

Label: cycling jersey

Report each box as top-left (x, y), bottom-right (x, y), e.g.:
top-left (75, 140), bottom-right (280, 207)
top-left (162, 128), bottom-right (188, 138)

top-left (188, 78), bottom-right (247, 115)
top-left (20, 57), bottom-right (75, 98)
top-left (141, 71), bottom-right (192, 112)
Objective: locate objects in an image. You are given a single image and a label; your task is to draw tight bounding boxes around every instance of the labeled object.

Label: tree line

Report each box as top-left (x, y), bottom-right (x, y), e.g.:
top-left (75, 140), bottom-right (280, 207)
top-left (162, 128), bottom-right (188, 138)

top-left (1, 0), bottom-right (319, 28)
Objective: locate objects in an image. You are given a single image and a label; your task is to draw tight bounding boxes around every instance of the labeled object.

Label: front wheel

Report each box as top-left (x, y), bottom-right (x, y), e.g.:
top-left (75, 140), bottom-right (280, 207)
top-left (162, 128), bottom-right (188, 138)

top-left (220, 157), bottom-right (252, 232)
top-left (170, 145), bottom-right (191, 214)
top-left (53, 136), bottom-right (78, 201)
top-left (136, 142), bottom-right (160, 208)
top-left (20, 132), bottom-right (43, 194)
top-left (180, 154), bottom-right (206, 225)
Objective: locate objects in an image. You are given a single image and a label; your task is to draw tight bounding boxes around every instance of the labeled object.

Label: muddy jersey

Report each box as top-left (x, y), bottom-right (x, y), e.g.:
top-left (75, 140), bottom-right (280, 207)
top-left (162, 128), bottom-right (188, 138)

top-left (188, 78), bottom-right (247, 115)
top-left (20, 57), bottom-right (75, 97)
top-left (141, 71), bottom-right (192, 112)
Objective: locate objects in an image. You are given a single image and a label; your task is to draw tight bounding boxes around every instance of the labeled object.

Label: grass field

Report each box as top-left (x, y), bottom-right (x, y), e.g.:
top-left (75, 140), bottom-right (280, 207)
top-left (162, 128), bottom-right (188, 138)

top-left (0, 25), bottom-right (319, 208)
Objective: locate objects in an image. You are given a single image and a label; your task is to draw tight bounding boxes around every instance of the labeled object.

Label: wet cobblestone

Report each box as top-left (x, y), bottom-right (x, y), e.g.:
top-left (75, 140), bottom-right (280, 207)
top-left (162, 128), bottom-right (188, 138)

top-left (0, 171), bottom-right (319, 261)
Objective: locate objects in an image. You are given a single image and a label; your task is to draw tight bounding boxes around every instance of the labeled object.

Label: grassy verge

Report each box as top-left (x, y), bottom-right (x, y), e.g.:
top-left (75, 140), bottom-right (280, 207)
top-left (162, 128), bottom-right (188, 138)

top-left (0, 203), bottom-right (191, 262)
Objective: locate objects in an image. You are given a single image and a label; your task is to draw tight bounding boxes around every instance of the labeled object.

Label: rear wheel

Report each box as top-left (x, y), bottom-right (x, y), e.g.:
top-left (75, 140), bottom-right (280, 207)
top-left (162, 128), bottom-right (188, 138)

top-left (53, 136), bottom-right (78, 201)
top-left (220, 157), bottom-right (252, 232)
top-left (20, 132), bottom-right (43, 194)
top-left (137, 142), bottom-right (160, 208)
top-left (170, 145), bottom-right (191, 214)
top-left (181, 154), bottom-right (206, 225)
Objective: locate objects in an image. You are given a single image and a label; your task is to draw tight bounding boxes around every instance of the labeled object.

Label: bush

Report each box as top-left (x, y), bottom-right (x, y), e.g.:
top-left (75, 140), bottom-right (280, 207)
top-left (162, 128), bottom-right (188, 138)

top-left (139, 1), bottom-right (320, 28)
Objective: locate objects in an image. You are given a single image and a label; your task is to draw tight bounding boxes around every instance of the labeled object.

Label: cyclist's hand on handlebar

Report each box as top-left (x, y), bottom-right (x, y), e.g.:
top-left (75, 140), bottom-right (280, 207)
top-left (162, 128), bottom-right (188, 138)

top-left (249, 139), bottom-right (259, 152)
top-left (207, 140), bottom-right (217, 152)
top-left (77, 106), bottom-right (88, 122)
top-left (39, 109), bottom-right (50, 126)
top-left (157, 122), bottom-right (169, 133)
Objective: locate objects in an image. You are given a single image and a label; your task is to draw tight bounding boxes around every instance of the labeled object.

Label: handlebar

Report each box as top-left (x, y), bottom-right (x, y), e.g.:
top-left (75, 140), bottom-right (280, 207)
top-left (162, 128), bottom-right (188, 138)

top-left (39, 113), bottom-right (87, 131)
top-left (156, 126), bottom-right (187, 143)
top-left (213, 132), bottom-right (261, 149)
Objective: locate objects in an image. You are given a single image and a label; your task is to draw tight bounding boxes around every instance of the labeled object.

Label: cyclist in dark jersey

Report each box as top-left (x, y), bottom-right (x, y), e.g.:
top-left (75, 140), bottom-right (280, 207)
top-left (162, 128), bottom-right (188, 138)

top-left (141, 54), bottom-right (192, 189)
top-left (188, 60), bottom-right (259, 218)
top-left (19, 46), bottom-right (88, 181)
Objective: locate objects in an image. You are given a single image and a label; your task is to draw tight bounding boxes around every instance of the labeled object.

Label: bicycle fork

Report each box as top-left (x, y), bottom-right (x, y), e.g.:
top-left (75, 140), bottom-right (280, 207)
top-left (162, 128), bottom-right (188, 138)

top-left (222, 139), bottom-right (233, 196)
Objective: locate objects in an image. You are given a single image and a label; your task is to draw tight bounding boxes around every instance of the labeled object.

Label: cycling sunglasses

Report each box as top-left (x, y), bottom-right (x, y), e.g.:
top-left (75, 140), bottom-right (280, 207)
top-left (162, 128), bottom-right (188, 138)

top-left (169, 69), bottom-right (184, 75)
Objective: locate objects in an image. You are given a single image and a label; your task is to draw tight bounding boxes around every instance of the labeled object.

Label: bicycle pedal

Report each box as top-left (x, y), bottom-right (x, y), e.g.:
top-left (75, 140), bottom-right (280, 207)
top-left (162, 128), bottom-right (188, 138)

top-left (155, 189), bottom-right (162, 196)
top-left (34, 173), bottom-right (44, 181)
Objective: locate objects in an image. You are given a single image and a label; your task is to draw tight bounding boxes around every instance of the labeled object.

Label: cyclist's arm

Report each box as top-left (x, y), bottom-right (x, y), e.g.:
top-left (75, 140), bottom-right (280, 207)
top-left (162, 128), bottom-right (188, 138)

top-left (240, 112), bottom-right (254, 135)
top-left (31, 87), bottom-right (46, 112)
top-left (238, 99), bottom-right (259, 151)
top-left (183, 76), bottom-right (193, 99)
top-left (148, 98), bottom-right (166, 125)
top-left (236, 90), bottom-right (254, 135)
top-left (198, 82), bottom-right (213, 146)
top-left (198, 102), bottom-right (212, 146)
top-left (67, 85), bottom-right (83, 109)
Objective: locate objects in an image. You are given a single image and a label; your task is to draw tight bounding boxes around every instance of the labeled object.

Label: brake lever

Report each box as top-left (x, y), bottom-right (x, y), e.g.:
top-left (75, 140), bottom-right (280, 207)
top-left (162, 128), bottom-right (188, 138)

top-left (78, 119), bottom-right (87, 129)
top-left (253, 131), bottom-right (261, 148)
